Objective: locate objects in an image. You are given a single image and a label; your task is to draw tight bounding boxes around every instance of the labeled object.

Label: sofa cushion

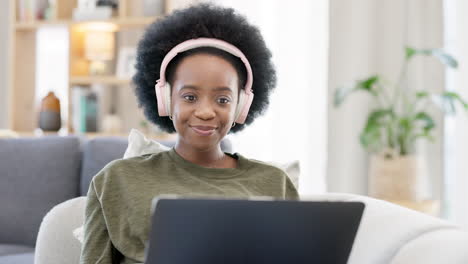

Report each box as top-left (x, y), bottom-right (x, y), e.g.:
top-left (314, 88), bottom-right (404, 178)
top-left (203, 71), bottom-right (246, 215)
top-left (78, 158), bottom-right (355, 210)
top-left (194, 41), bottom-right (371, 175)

top-left (0, 244), bottom-right (34, 256)
top-left (79, 137), bottom-right (128, 196)
top-left (0, 252), bottom-right (34, 264)
top-left (0, 136), bottom-right (81, 246)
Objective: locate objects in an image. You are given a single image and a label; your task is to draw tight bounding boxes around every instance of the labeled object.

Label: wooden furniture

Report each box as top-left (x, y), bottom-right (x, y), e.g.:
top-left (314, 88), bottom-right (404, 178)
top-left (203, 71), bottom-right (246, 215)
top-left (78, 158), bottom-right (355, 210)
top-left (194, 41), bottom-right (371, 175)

top-left (388, 199), bottom-right (440, 217)
top-left (7, 0), bottom-right (165, 137)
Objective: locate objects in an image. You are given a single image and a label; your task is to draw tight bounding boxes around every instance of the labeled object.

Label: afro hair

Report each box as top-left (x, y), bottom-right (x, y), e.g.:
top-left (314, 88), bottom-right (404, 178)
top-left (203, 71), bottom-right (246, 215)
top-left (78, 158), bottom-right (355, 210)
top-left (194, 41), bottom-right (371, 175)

top-left (133, 3), bottom-right (276, 133)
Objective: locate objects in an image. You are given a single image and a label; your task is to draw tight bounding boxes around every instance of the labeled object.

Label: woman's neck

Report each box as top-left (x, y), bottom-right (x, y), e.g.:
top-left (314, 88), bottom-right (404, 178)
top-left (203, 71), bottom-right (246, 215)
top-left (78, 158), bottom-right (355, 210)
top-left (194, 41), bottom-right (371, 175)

top-left (174, 142), bottom-right (235, 168)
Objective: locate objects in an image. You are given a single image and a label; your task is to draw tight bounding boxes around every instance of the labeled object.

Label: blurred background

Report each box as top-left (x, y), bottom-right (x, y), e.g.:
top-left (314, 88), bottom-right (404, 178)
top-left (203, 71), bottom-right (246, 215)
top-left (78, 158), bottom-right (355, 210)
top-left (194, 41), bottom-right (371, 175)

top-left (1, 0), bottom-right (468, 228)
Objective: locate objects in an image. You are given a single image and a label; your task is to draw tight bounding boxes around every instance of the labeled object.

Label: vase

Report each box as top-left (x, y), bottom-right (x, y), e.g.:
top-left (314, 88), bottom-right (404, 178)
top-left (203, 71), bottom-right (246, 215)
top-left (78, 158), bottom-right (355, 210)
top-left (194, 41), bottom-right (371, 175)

top-left (38, 92), bottom-right (61, 132)
top-left (368, 154), bottom-right (430, 201)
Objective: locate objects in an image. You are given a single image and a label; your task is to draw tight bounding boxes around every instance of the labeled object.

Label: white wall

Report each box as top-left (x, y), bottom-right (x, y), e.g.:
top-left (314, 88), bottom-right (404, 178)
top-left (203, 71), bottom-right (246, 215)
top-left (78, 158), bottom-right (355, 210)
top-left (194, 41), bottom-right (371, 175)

top-left (0, 0), bottom-right (10, 129)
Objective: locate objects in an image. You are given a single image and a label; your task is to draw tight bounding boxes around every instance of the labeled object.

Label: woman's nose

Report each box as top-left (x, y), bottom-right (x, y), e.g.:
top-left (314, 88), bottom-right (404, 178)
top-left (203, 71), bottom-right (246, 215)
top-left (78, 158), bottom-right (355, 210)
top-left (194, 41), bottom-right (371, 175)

top-left (194, 100), bottom-right (216, 120)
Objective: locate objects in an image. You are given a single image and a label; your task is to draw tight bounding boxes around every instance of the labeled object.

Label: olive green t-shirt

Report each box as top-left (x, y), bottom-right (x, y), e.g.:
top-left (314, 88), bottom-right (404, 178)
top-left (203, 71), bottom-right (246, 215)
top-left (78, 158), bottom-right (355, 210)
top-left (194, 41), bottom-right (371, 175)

top-left (80, 149), bottom-right (299, 264)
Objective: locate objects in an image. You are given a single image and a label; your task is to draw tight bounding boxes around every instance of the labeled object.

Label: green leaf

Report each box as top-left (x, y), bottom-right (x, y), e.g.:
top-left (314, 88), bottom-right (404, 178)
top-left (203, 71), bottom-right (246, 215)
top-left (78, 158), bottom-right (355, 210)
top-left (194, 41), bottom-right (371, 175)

top-left (360, 109), bottom-right (393, 151)
top-left (333, 86), bottom-right (352, 106)
top-left (399, 117), bottom-right (411, 129)
top-left (411, 48), bottom-right (458, 68)
top-left (414, 112), bottom-right (435, 132)
top-left (334, 75), bottom-right (380, 107)
top-left (358, 76), bottom-right (379, 93)
top-left (427, 49), bottom-right (458, 68)
top-left (443, 92), bottom-right (468, 110)
top-left (360, 126), bottom-right (381, 150)
top-left (416, 91), bottom-right (429, 98)
top-left (431, 92), bottom-right (468, 114)
top-left (406, 46), bottom-right (417, 60)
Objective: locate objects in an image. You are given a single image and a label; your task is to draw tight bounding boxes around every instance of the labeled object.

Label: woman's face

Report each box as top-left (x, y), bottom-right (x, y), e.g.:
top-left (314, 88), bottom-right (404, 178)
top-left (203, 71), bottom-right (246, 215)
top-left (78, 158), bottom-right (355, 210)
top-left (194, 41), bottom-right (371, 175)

top-left (170, 53), bottom-right (239, 151)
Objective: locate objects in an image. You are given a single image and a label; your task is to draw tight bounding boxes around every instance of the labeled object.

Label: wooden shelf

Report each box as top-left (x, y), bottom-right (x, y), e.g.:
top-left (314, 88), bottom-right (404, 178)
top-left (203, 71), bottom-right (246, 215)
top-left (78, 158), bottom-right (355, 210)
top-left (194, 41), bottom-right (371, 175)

top-left (15, 16), bottom-right (158, 31)
top-left (14, 130), bottom-right (176, 141)
top-left (70, 76), bottom-right (132, 85)
top-left (15, 20), bottom-right (70, 30)
top-left (8, 0), bottom-right (162, 134)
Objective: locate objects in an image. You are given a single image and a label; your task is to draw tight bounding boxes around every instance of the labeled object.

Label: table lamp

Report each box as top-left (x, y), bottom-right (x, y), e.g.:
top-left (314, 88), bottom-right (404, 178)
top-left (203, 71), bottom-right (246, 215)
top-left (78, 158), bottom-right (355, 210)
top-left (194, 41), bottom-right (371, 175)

top-left (83, 22), bottom-right (117, 75)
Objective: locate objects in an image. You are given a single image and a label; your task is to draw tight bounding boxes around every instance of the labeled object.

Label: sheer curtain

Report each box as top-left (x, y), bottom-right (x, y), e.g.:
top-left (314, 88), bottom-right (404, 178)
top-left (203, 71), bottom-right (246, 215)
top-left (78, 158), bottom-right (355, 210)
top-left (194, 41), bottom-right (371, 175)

top-left (214, 0), bottom-right (329, 195)
top-left (443, 0), bottom-right (468, 228)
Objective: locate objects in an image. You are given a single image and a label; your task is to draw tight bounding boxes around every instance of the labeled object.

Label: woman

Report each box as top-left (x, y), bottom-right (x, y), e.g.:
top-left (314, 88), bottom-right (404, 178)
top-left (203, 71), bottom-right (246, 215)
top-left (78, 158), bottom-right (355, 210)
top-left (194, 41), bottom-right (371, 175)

top-left (80, 3), bottom-right (298, 264)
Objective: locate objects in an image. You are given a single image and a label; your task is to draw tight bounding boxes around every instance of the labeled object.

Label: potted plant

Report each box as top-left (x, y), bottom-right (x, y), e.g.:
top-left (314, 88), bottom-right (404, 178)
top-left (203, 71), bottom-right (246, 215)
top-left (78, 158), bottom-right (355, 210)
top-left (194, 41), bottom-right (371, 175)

top-left (334, 47), bottom-right (468, 202)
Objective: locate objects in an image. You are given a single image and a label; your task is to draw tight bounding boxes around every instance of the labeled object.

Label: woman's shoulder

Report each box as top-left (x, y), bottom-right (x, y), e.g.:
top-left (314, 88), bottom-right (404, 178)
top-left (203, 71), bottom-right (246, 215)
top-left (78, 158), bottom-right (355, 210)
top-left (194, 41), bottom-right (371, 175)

top-left (238, 154), bottom-right (288, 176)
top-left (92, 151), bottom-right (171, 185)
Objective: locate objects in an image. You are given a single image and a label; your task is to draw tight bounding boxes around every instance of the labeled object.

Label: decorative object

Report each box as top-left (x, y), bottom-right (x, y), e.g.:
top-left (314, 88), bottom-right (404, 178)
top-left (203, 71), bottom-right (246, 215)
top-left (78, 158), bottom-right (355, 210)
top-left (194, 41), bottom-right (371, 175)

top-left (0, 130), bottom-right (20, 138)
top-left (96, 0), bottom-right (118, 9)
top-left (165, 0), bottom-right (199, 14)
top-left (38, 91), bottom-right (61, 132)
top-left (102, 110), bottom-right (123, 134)
top-left (116, 46), bottom-right (137, 78)
top-left (143, 0), bottom-right (165, 16)
top-left (128, 0), bottom-right (164, 16)
top-left (334, 47), bottom-right (468, 202)
top-left (73, 0), bottom-right (115, 20)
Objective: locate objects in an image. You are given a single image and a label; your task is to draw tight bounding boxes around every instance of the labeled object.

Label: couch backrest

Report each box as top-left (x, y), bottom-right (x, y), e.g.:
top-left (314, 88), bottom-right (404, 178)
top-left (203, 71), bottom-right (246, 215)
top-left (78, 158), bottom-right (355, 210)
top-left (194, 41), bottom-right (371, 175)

top-left (0, 136), bottom-right (81, 246)
top-left (79, 138), bottom-right (175, 196)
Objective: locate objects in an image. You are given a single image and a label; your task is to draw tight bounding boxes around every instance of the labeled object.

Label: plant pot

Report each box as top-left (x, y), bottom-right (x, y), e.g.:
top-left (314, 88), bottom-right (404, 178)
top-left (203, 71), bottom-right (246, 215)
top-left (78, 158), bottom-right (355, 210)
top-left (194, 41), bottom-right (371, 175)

top-left (368, 154), bottom-right (430, 201)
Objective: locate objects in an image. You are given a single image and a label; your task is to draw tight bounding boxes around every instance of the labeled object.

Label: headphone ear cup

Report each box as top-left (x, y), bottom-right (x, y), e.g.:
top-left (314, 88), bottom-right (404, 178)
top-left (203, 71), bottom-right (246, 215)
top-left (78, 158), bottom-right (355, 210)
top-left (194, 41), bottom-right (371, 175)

top-left (234, 89), bottom-right (253, 124)
top-left (164, 82), bottom-right (172, 117)
top-left (155, 81), bottom-right (172, 117)
top-left (235, 91), bottom-right (246, 121)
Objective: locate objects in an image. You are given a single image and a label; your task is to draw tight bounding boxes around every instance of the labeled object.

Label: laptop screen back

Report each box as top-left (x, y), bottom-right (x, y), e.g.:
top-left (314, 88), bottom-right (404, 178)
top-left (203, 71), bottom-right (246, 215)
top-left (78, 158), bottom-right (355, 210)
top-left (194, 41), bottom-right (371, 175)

top-left (145, 198), bottom-right (364, 264)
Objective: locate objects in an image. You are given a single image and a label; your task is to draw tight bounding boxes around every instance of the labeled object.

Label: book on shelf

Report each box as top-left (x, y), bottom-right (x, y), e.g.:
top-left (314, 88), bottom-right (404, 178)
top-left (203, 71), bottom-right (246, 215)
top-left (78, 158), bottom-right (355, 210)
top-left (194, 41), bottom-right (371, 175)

top-left (72, 86), bottom-right (98, 133)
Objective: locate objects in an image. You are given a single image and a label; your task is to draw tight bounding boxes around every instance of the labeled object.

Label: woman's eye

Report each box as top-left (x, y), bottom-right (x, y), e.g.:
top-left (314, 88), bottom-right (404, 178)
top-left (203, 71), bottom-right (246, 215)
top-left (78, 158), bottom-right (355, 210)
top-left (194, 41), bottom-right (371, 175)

top-left (183, 95), bottom-right (196, 102)
top-left (218, 97), bottom-right (231, 104)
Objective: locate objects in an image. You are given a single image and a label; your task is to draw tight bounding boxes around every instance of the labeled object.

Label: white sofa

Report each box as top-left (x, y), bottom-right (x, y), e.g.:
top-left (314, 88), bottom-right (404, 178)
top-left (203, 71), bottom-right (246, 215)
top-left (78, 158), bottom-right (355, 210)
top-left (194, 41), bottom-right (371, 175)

top-left (34, 193), bottom-right (468, 264)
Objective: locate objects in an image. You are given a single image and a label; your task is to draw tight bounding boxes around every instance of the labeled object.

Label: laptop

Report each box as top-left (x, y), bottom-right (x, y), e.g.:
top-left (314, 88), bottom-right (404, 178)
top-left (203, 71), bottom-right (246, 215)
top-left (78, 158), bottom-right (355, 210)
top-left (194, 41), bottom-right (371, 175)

top-left (145, 196), bottom-right (364, 264)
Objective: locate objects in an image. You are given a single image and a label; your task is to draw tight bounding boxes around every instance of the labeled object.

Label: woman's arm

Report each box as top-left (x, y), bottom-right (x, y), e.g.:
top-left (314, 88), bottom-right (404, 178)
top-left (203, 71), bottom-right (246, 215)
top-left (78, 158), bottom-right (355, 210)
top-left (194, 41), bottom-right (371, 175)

top-left (79, 180), bottom-right (114, 264)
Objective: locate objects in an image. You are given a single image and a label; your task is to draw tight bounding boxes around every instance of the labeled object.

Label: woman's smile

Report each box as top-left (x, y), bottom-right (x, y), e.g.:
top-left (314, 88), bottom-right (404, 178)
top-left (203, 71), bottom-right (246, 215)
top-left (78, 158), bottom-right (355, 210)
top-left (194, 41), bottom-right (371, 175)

top-left (190, 125), bottom-right (217, 136)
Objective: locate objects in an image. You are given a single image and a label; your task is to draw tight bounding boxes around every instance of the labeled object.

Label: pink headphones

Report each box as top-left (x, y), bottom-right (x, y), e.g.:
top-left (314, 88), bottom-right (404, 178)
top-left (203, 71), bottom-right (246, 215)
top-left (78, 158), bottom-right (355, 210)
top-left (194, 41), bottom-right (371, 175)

top-left (154, 38), bottom-right (254, 124)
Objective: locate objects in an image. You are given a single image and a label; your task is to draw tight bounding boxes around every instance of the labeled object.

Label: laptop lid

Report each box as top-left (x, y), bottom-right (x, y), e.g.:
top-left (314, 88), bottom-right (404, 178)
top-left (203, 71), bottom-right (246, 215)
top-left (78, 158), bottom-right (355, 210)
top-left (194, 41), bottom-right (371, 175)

top-left (145, 197), bottom-right (364, 264)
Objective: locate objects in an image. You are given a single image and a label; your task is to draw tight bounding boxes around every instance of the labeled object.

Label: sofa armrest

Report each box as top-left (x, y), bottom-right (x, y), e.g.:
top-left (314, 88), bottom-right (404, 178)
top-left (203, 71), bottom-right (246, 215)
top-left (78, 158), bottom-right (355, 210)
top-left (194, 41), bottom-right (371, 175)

top-left (390, 228), bottom-right (468, 264)
top-left (35, 196), bottom-right (87, 264)
top-left (302, 193), bottom-right (468, 264)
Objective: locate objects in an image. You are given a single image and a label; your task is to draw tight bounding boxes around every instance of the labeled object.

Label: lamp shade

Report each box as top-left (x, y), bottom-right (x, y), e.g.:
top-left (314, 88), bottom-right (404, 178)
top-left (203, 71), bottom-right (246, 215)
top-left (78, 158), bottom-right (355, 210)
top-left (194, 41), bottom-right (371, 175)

top-left (85, 30), bottom-right (115, 61)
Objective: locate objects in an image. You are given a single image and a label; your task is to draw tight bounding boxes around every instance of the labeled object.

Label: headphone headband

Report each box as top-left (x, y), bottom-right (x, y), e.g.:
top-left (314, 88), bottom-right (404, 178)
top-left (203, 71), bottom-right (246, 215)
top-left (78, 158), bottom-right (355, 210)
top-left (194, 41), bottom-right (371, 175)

top-left (158, 38), bottom-right (253, 94)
